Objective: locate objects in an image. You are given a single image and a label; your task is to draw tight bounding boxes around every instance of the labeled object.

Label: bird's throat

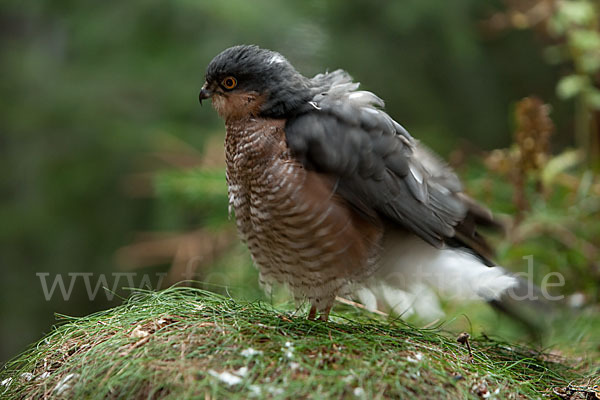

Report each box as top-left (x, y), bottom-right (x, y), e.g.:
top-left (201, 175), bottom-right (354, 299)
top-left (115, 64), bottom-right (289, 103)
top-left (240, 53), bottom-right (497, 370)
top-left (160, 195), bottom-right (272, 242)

top-left (224, 117), bottom-right (289, 177)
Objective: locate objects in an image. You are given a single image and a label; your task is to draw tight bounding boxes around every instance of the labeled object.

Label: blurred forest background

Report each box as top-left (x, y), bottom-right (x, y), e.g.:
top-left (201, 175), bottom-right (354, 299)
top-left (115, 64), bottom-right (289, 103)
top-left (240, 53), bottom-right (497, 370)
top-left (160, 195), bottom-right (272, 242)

top-left (1, 0), bottom-right (599, 365)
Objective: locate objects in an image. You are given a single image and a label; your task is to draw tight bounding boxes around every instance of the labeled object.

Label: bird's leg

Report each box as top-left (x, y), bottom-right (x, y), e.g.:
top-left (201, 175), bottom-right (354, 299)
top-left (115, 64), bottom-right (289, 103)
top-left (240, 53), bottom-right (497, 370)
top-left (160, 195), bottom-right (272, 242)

top-left (308, 305), bottom-right (317, 320)
top-left (318, 306), bottom-right (332, 322)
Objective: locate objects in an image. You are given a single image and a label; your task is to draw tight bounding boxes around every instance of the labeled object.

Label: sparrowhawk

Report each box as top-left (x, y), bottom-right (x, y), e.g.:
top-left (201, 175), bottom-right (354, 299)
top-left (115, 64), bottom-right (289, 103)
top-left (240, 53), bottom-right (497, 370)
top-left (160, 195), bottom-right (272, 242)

top-left (199, 45), bottom-right (518, 321)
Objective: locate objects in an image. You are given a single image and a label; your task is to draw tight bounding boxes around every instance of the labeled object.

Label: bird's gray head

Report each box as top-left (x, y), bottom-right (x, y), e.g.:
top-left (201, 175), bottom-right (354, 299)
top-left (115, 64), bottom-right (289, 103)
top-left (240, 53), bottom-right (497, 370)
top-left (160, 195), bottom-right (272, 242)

top-left (199, 45), bottom-right (311, 120)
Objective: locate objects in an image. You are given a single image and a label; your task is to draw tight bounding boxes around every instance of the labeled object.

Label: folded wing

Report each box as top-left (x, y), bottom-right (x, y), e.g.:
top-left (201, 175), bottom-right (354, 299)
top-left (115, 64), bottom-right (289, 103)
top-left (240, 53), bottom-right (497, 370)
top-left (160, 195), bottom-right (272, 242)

top-left (285, 71), bottom-right (482, 250)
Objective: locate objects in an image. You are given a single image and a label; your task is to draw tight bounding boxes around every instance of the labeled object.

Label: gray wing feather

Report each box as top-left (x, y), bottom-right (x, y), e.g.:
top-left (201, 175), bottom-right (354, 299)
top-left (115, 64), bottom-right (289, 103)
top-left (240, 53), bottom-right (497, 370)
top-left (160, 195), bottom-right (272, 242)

top-left (285, 71), bottom-right (469, 247)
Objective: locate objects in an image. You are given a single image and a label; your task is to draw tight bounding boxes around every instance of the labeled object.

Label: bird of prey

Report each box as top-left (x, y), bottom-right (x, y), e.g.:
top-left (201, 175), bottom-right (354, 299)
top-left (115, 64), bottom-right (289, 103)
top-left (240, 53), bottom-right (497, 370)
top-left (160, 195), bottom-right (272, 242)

top-left (199, 45), bottom-right (519, 321)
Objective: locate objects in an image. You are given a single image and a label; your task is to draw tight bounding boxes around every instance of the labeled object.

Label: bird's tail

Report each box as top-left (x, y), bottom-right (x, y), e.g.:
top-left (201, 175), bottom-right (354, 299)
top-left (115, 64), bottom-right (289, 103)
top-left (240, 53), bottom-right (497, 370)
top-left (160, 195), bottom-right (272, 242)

top-left (353, 233), bottom-right (548, 330)
top-left (486, 276), bottom-right (554, 334)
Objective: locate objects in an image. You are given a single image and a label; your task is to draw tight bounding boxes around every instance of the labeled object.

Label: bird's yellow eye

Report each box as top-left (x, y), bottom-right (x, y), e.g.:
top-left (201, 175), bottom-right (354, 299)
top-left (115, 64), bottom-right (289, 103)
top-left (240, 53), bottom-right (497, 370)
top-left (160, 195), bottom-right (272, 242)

top-left (221, 76), bottom-right (237, 90)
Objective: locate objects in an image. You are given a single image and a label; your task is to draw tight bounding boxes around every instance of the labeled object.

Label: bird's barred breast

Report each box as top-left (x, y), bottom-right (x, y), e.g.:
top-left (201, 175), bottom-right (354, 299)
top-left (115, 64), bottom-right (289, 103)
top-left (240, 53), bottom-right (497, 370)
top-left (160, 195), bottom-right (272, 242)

top-left (224, 118), bottom-right (382, 310)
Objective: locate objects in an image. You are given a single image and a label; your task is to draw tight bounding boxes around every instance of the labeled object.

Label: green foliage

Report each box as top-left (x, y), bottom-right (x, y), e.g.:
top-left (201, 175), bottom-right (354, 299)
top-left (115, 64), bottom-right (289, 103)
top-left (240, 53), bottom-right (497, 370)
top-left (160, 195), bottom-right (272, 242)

top-left (547, 0), bottom-right (600, 164)
top-left (464, 151), bottom-right (600, 302)
top-left (154, 168), bottom-right (229, 228)
top-left (557, 74), bottom-right (591, 99)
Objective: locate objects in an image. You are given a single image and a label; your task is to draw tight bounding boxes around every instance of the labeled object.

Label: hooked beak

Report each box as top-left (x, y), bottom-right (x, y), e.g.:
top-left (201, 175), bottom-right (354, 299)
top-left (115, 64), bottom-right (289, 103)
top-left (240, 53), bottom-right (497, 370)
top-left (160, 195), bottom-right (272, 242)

top-left (198, 83), bottom-right (213, 106)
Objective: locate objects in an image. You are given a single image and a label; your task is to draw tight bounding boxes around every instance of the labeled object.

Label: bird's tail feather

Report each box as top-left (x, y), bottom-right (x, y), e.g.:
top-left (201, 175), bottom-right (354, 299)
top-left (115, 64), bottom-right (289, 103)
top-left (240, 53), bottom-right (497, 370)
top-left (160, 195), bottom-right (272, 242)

top-left (354, 233), bottom-right (524, 321)
top-left (487, 277), bottom-right (554, 334)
